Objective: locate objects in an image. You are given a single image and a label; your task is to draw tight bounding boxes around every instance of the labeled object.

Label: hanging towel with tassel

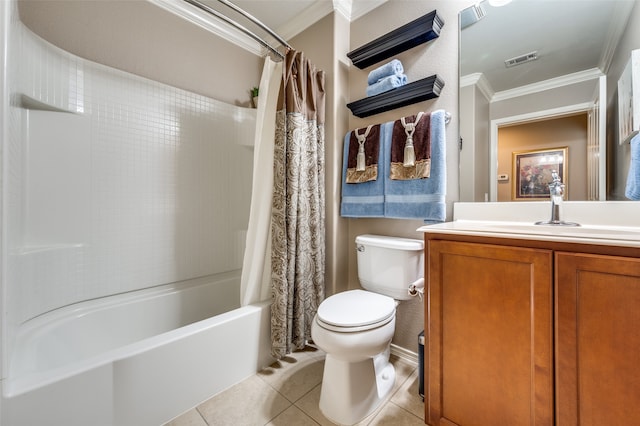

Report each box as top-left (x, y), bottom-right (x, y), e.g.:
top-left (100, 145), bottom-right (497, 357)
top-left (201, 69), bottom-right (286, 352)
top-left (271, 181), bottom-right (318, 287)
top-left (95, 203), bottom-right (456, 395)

top-left (341, 124), bottom-right (385, 217)
top-left (389, 112), bottom-right (431, 180)
top-left (346, 124), bottom-right (379, 183)
top-left (384, 109), bottom-right (447, 222)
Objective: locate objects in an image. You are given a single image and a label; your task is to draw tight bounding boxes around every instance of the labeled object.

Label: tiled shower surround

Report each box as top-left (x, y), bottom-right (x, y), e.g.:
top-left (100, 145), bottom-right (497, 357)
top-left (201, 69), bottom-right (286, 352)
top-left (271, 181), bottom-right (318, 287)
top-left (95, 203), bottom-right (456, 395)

top-left (5, 20), bottom-right (256, 351)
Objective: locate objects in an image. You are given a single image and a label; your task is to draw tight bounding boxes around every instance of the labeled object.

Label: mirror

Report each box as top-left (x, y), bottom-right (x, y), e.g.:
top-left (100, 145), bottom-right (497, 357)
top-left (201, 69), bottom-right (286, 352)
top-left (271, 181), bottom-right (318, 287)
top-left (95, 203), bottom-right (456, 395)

top-left (459, 0), bottom-right (635, 202)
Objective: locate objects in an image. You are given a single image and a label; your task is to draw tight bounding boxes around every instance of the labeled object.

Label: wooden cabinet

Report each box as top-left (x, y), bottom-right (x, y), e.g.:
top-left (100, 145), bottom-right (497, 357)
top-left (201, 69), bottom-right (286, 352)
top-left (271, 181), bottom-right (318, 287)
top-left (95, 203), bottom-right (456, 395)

top-left (425, 240), bottom-right (553, 426)
top-left (424, 236), bottom-right (640, 426)
top-left (556, 252), bottom-right (640, 425)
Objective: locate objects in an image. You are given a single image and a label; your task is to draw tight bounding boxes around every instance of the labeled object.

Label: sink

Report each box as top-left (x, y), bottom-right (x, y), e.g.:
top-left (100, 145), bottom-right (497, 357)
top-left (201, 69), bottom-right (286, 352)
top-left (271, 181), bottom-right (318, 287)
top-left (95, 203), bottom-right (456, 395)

top-left (484, 223), bottom-right (640, 241)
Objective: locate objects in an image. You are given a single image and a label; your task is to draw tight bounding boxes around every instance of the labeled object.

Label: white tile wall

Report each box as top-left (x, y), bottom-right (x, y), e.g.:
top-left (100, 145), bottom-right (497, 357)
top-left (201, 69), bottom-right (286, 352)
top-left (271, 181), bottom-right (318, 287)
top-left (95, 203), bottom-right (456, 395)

top-left (6, 23), bottom-right (257, 333)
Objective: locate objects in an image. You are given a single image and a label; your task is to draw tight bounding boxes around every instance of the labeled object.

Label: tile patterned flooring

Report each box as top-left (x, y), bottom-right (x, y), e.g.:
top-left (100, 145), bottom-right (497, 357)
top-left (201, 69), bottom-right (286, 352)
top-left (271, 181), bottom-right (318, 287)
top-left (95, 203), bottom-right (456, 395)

top-left (165, 345), bottom-right (425, 426)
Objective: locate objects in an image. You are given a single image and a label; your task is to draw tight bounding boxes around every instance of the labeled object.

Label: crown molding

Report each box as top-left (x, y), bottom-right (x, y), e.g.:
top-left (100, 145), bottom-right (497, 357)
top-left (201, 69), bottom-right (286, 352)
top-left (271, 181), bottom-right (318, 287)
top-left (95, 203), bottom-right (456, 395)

top-left (273, 0), bottom-right (335, 42)
top-left (275, 0), bottom-right (388, 41)
top-left (462, 68), bottom-right (603, 104)
top-left (333, 0), bottom-right (353, 21)
top-left (460, 72), bottom-right (494, 102)
top-left (350, 0), bottom-right (388, 21)
top-left (491, 68), bottom-right (604, 102)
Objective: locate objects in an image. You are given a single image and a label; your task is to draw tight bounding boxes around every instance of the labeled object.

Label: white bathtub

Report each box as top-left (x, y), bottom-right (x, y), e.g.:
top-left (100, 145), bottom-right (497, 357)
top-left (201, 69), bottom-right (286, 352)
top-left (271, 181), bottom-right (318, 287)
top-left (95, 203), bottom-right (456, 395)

top-left (1, 270), bottom-right (274, 426)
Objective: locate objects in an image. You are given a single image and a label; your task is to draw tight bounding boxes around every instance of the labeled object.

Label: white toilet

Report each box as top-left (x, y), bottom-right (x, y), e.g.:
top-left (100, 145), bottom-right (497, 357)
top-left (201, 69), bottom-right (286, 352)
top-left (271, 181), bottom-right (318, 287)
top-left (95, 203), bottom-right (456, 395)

top-left (311, 234), bottom-right (424, 425)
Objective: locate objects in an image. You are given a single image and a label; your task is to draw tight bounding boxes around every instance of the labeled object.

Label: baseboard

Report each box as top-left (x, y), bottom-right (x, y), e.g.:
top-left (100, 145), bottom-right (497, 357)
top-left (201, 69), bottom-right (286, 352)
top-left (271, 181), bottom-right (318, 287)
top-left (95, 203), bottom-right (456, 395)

top-left (390, 343), bottom-right (418, 365)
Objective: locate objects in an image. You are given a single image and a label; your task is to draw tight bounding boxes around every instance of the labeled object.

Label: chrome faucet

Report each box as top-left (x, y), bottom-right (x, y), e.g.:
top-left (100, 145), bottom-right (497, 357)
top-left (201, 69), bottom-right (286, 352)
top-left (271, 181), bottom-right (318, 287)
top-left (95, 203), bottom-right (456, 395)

top-left (548, 171), bottom-right (564, 223)
top-left (535, 170), bottom-right (580, 226)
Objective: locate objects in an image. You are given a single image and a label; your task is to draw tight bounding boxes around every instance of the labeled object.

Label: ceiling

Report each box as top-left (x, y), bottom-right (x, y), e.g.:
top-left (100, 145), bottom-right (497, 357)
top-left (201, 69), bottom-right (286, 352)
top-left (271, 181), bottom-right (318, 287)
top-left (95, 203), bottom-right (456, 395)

top-left (460, 0), bottom-right (636, 98)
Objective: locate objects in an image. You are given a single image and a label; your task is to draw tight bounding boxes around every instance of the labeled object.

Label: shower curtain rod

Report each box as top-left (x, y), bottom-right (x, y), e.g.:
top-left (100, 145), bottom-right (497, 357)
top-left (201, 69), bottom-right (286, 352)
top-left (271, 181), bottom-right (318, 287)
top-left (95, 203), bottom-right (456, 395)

top-left (183, 0), bottom-right (290, 59)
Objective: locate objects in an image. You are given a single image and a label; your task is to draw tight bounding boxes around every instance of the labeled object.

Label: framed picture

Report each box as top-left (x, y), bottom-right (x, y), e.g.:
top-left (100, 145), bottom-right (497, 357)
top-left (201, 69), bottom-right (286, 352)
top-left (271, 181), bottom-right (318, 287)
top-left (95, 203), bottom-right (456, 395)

top-left (618, 49), bottom-right (640, 145)
top-left (512, 147), bottom-right (568, 201)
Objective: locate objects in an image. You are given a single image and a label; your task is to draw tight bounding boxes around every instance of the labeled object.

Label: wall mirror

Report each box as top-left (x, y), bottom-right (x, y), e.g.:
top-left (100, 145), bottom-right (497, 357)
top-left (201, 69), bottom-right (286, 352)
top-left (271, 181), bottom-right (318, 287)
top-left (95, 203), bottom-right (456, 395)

top-left (459, 0), bottom-right (635, 202)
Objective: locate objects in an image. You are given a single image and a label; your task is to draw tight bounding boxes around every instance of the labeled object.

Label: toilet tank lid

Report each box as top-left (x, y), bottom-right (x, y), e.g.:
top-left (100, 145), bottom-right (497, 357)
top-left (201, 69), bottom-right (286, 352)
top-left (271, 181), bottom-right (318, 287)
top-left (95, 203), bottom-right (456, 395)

top-left (355, 234), bottom-right (423, 251)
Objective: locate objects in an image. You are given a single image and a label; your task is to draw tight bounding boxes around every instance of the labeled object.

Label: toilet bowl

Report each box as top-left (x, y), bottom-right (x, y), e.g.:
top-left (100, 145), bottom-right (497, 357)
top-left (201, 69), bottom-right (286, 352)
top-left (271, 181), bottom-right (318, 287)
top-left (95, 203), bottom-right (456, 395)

top-left (311, 289), bottom-right (397, 425)
top-left (311, 235), bottom-right (424, 425)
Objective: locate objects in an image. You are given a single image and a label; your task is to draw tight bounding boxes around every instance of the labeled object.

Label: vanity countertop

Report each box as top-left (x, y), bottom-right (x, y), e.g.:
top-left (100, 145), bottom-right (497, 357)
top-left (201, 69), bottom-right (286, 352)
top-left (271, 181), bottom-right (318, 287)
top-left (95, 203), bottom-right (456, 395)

top-left (418, 220), bottom-right (640, 248)
top-left (417, 201), bottom-right (640, 249)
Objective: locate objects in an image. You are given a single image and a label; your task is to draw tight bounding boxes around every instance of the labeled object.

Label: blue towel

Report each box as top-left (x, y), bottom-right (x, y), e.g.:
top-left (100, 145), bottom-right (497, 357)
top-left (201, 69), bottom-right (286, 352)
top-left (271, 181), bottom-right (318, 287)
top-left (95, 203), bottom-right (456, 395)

top-left (366, 74), bottom-right (408, 97)
top-left (340, 128), bottom-right (385, 217)
top-left (367, 59), bottom-right (404, 85)
top-left (625, 133), bottom-right (640, 200)
top-left (383, 110), bottom-right (446, 222)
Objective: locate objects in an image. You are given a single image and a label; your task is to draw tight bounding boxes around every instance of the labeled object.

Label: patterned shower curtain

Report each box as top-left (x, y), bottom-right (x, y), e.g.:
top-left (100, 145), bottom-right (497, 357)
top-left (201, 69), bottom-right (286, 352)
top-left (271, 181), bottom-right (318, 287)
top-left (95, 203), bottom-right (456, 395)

top-left (271, 49), bottom-right (326, 359)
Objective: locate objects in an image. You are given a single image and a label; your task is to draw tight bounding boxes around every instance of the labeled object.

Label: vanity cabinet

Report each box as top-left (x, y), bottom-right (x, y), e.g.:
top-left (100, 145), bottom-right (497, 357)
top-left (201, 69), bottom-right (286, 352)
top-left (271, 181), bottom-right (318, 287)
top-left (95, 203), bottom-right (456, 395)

top-left (555, 252), bottom-right (640, 425)
top-left (423, 235), bottom-right (640, 426)
top-left (425, 240), bottom-right (553, 426)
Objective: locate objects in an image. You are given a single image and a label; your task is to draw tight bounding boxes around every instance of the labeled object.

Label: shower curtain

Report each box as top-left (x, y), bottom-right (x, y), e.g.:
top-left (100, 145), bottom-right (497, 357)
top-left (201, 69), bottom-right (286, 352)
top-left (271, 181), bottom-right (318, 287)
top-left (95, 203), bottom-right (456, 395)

top-left (271, 50), bottom-right (326, 359)
top-left (240, 56), bottom-right (283, 306)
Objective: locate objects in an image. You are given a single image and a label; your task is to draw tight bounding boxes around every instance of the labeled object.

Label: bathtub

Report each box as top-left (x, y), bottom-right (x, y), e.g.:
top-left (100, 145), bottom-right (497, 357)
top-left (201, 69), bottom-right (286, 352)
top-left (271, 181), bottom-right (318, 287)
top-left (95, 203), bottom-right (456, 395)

top-left (1, 270), bottom-right (274, 426)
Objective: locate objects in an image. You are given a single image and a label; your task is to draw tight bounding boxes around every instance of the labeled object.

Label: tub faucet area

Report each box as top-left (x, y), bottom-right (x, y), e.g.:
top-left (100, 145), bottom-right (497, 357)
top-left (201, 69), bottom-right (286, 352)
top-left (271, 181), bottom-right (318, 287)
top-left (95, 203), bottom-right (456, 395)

top-left (535, 170), bottom-right (580, 227)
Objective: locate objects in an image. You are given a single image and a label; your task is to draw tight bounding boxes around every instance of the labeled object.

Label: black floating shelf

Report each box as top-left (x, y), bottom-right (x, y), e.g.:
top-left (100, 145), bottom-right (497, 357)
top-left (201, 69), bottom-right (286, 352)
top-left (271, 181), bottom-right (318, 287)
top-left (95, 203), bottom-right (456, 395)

top-left (347, 10), bottom-right (444, 69)
top-left (347, 75), bottom-right (444, 118)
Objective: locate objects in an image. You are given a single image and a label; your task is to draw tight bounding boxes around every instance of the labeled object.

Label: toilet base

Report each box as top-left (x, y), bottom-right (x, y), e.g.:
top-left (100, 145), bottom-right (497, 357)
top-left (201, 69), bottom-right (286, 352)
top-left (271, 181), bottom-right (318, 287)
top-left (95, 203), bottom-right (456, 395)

top-left (319, 349), bottom-right (395, 425)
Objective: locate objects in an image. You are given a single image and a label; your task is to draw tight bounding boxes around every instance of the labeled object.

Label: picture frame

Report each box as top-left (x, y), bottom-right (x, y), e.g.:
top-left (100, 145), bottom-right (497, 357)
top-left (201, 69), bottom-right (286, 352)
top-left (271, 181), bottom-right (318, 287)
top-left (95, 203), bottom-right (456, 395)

top-left (618, 49), bottom-right (640, 145)
top-left (512, 147), bottom-right (568, 201)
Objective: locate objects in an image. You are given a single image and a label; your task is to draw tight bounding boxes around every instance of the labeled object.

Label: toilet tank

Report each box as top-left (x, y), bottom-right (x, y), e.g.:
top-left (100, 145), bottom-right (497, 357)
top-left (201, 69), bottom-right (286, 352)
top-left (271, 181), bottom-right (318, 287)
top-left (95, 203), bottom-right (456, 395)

top-left (355, 234), bottom-right (424, 300)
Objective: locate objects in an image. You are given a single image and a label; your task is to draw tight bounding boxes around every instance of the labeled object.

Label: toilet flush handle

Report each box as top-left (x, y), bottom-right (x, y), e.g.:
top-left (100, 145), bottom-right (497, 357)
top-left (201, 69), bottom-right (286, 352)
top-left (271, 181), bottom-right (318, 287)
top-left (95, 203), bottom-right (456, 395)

top-left (356, 244), bottom-right (365, 252)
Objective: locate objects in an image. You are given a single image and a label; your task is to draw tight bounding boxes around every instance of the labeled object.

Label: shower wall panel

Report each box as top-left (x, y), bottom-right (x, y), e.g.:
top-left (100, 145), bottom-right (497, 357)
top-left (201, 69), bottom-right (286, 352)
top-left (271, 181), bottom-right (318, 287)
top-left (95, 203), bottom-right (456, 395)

top-left (7, 23), bottom-right (256, 333)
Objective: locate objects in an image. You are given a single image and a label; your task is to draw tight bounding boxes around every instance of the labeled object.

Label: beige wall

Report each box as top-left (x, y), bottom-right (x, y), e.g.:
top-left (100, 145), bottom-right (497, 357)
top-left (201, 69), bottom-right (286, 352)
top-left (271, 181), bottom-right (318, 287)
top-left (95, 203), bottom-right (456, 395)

top-left (496, 114), bottom-right (588, 202)
top-left (460, 84), bottom-right (490, 202)
top-left (18, 0), bottom-right (262, 105)
top-left (347, 1), bottom-right (470, 351)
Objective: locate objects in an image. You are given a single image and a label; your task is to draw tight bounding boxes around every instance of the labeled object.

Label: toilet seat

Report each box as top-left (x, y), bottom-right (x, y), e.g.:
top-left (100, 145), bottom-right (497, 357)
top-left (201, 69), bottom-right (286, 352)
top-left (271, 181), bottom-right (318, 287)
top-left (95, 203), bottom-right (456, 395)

top-left (316, 289), bottom-right (396, 332)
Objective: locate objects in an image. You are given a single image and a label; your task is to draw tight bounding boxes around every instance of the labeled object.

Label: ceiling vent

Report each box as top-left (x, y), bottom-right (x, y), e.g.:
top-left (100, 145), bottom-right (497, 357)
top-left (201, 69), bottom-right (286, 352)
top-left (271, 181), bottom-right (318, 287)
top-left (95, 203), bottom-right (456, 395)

top-left (460, 4), bottom-right (486, 29)
top-left (504, 51), bottom-right (538, 68)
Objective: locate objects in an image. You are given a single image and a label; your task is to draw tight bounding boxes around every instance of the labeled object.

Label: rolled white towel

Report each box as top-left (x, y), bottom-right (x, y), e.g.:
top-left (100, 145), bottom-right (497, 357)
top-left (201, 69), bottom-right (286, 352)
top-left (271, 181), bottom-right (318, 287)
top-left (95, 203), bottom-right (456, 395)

top-left (367, 59), bottom-right (404, 85)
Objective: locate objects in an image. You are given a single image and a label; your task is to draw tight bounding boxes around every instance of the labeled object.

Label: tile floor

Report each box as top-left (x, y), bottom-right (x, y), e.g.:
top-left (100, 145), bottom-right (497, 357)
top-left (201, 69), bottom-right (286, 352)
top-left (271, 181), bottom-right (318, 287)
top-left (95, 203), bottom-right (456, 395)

top-left (165, 345), bottom-right (425, 426)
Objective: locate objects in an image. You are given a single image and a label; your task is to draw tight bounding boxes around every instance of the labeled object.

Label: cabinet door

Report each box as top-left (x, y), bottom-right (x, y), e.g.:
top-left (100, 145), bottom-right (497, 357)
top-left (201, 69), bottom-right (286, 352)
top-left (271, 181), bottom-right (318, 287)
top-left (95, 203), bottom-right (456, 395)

top-left (425, 240), bottom-right (553, 426)
top-left (556, 252), bottom-right (640, 426)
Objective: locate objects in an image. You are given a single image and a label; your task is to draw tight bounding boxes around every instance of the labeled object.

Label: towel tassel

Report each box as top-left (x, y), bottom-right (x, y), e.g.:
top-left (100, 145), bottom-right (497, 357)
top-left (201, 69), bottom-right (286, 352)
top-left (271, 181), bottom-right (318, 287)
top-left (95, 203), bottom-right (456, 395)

top-left (401, 112), bottom-right (424, 167)
top-left (403, 137), bottom-right (415, 168)
top-left (357, 147), bottom-right (366, 171)
top-left (354, 125), bottom-right (373, 171)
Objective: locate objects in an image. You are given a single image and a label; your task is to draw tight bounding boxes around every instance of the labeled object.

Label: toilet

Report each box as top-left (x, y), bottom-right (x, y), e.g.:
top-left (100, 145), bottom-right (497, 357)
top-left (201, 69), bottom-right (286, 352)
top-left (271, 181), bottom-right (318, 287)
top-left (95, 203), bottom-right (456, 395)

top-left (311, 234), bottom-right (424, 425)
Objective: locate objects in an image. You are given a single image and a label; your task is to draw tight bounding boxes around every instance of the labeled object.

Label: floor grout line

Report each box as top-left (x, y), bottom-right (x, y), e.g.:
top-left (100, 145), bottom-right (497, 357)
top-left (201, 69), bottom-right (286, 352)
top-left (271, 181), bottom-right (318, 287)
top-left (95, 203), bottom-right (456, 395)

top-left (166, 346), bottom-right (424, 426)
top-left (194, 407), bottom-right (208, 426)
